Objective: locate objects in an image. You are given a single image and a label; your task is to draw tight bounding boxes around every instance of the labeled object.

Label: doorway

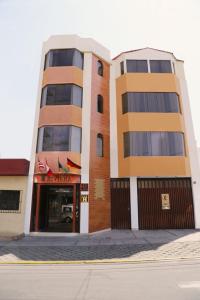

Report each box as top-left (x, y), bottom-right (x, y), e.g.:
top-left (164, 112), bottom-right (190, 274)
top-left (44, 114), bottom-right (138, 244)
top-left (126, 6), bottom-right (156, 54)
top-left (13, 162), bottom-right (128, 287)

top-left (111, 178), bottom-right (131, 229)
top-left (38, 185), bottom-right (79, 232)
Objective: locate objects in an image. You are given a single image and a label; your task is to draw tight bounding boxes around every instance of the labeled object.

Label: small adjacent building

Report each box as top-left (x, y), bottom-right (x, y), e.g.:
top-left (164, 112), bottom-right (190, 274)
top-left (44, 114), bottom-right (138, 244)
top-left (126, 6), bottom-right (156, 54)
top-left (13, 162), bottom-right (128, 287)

top-left (0, 159), bottom-right (29, 237)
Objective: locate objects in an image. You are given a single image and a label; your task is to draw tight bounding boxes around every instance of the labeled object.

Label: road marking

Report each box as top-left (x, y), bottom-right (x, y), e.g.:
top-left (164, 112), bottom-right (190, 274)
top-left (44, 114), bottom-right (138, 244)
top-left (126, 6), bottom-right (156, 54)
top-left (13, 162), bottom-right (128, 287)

top-left (179, 281), bottom-right (200, 289)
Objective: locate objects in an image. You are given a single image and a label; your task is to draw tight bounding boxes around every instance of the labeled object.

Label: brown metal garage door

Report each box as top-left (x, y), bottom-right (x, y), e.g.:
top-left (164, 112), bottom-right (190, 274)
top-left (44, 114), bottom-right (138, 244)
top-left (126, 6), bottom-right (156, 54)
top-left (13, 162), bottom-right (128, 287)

top-left (111, 178), bottom-right (131, 229)
top-left (138, 178), bottom-right (195, 229)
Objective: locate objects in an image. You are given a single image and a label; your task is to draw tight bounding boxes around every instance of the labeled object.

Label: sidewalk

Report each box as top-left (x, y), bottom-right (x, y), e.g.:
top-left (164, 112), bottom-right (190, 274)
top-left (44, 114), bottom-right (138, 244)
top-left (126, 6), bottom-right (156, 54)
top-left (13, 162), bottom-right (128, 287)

top-left (0, 229), bottom-right (200, 263)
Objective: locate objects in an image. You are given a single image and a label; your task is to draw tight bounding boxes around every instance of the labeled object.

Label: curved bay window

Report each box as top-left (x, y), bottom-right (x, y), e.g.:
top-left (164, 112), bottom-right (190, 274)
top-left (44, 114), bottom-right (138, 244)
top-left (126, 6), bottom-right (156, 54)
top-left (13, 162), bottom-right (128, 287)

top-left (96, 133), bottom-right (104, 157)
top-left (97, 95), bottom-right (103, 113)
top-left (122, 92), bottom-right (180, 113)
top-left (41, 84), bottom-right (82, 107)
top-left (124, 132), bottom-right (185, 157)
top-left (97, 60), bottom-right (103, 76)
top-left (37, 125), bottom-right (82, 153)
top-left (44, 48), bottom-right (84, 69)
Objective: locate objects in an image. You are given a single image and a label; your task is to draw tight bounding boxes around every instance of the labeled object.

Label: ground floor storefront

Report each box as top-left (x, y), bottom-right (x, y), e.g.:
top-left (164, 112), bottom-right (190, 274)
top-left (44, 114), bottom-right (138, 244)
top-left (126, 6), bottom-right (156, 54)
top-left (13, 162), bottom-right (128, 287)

top-left (30, 174), bottom-right (82, 233)
top-left (28, 175), bottom-right (195, 235)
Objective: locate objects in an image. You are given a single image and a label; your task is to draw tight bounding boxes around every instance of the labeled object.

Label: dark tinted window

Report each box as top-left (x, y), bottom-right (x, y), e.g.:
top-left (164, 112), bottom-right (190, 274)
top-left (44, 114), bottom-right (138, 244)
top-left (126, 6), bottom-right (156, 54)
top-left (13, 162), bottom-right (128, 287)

top-left (120, 61), bottom-right (124, 75)
top-left (124, 132), bottom-right (185, 157)
top-left (150, 60), bottom-right (172, 73)
top-left (0, 191), bottom-right (20, 211)
top-left (37, 126), bottom-right (81, 152)
top-left (44, 49), bottom-right (83, 69)
top-left (97, 60), bottom-right (103, 76)
top-left (97, 134), bottom-right (103, 157)
top-left (97, 95), bottom-right (103, 113)
top-left (122, 92), bottom-right (179, 113)
top-left (41, 84), bottom-right (82, 107)
top-left (126, 60), bottom-right (148, 73)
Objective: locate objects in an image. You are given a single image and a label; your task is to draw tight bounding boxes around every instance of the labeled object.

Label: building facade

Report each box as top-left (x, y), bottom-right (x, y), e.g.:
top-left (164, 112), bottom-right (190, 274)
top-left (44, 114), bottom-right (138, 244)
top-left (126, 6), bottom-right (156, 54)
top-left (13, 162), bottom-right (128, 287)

top-left (24, 35), bottom-right (200, 234)
top-left (110, 48), bottom-right (200, 230)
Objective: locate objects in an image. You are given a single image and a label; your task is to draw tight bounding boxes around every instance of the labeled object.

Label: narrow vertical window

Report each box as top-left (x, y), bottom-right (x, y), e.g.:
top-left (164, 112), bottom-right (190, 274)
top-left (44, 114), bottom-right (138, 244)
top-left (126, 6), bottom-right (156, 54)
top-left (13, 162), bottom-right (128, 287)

top-left (97, 60), bottom-right (103, 76)
top-left (97, 95), bottom-right (103, 113)
top-left (120, 61), bottom-right (124, 75)
top-left (97, 134), bottom-right (104, 157)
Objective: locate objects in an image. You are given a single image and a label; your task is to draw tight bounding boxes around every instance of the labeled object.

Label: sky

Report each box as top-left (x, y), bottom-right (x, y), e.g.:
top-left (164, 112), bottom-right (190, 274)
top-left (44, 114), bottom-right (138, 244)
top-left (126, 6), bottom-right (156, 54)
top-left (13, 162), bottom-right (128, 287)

top-left (0, 0), bottom-right (200, 159)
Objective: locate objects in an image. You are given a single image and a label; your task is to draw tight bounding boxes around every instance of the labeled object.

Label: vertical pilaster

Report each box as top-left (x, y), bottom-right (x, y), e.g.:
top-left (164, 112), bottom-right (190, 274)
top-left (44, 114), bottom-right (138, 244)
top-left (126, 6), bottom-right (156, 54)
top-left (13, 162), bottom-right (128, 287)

top-left (80, 52), bottom-right (92, 233)
top-left (130, 177), bottom-right (139, 230)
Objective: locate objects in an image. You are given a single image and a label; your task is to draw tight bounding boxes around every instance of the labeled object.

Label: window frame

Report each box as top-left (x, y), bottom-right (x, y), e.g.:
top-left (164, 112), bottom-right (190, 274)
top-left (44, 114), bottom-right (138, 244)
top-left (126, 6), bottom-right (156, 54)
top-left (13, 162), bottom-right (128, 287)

top-left (126, 59), bottom-right (148, 73)
top-left (96, 133), bottom-right (104, 157)
top-left (44, 48), bottom-right (84, 70)
top-left (150, 60), bottom-right (172, 73)
top-left (37, 125), bottom-right (82, 153)
top-left (40, 83), bottom-right (83, 108)
top-left (120, 61), bottom-right (124, 75)
top-left (0, 190), bottom-right (22, 213)
top-left (122, 92), bottom-right (180, 114)
top-left (97, 60), bottom-right (103, 76)
top-left (97, 94), bottom-right (103, 113)
top-left (124, 131), bottom-right (185, 157)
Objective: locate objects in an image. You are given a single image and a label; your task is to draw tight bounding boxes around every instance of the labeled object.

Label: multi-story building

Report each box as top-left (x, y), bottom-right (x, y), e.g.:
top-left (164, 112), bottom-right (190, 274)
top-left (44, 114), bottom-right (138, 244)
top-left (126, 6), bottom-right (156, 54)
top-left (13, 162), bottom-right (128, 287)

top-left (24, 35), bottom-right (200, 235)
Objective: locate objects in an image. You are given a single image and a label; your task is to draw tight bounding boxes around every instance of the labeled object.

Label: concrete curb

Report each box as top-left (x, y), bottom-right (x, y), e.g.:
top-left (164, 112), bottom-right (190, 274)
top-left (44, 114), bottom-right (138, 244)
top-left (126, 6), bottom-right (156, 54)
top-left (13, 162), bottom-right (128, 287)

top-left (1, 256), bottom-right (200, 265)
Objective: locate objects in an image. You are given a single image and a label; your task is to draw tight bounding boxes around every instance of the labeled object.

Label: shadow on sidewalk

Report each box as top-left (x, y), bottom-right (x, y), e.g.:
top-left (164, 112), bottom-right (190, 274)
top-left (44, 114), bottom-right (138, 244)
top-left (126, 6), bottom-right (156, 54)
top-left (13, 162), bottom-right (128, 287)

top-left (0, 229), bottom-right (199, 261)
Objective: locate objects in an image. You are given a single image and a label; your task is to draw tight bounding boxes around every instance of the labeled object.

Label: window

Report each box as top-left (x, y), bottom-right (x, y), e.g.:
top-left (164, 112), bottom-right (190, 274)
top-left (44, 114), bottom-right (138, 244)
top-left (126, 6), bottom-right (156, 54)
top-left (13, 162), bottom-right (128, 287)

top-left (0, 191), bottom-right (20, 212)
top-left (122, 92), bottom-right (180, 113)
top-left (37, 125), bottom-right (81, 152)
top-left (97, 60), bottom-right (103, 76)
top-left (124, 132), bottom-right (185, 157)
top-left (44, 49), bottom-right (84, 69)
top-left (126, 60), bottom-right (148, 73)
top-left (97, 134), bottom-right (103, 157)
top-left (150, 60), bottom-right (172, 73)
top-left (120, 61), bottom-right (124, 75)
top-left (41, 84), bottom-right (82, 107)
top-left (97, 95), bottom-right (103, 113)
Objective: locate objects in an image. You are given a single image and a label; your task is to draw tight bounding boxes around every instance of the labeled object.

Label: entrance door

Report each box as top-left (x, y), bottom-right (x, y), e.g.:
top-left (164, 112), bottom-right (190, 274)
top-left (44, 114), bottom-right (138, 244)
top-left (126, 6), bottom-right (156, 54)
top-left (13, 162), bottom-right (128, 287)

top-left (111, 178), bottom-right (131, 229)
top-left (39, 185), bottom-right (78, 232)
top-left (47, 186), bottom-right (74, 232)
top-left (138, 178), bottom-right (195, 229)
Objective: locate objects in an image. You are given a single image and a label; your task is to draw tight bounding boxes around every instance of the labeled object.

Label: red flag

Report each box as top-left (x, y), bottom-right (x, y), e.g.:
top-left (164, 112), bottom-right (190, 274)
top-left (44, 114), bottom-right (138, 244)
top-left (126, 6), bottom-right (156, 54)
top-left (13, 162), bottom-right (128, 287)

top-left (67, 158), bottom-right (81, 169)
top-left (46, 160), bottom-right (53, 176)
top-left (37, 159), bottom-right (46, 172)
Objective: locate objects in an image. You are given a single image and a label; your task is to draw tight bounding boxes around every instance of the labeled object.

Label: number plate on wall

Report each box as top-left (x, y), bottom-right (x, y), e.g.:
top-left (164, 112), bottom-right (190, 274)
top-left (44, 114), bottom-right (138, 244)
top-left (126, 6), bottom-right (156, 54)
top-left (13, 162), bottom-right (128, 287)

top-left (161, 194), bottom-right (170, 210)
top-left (81, 195), bottom-right (88, 203)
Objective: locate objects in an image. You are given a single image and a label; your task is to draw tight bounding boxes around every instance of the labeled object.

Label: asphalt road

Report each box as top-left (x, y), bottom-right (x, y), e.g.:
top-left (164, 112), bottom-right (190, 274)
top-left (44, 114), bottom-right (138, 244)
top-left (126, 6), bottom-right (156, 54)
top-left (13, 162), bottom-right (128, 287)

top-left (0, 260), bottom-right (200, 300)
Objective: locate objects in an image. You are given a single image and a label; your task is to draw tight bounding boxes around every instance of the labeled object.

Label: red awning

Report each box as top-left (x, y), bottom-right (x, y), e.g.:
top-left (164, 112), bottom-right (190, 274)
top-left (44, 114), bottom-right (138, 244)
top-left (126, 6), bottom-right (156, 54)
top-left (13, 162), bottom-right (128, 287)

top-left (0, 159), bottom-right (30, 176)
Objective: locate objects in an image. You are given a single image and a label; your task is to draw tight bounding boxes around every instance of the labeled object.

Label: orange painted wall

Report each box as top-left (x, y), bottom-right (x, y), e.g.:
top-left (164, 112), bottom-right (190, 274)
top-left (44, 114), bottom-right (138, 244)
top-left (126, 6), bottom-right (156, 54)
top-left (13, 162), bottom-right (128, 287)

top-left (116, 73), bottom-right (191, 177)
top-left (42, 66), bottom-right (83, 87)
top-left (39, 105), bottom-right (82, 128)
top-left (35, 66), bottom-right (82, 176)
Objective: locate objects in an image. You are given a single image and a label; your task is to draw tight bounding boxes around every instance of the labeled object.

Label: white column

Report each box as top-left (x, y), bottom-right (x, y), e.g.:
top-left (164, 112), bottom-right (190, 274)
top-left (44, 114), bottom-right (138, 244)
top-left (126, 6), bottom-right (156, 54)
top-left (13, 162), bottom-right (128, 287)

top-left (178, 70), bottom-right (200, 228)
top-left (80, 52), bottom-right (92, 233)
top-left (130, 177), bottom-right (139, 230)
top-left (24, 51), bottom-right (45, 235)
top-left (80, 191), bottom-right (89, 234)
top-left (110, 62), bottom-right (118, 177)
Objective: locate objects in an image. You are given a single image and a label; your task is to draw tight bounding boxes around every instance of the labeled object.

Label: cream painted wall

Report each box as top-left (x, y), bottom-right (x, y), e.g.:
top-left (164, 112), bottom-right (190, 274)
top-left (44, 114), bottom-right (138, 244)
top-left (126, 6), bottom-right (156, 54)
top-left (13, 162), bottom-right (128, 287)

top-left (0, 176), bottom-right (28, 236)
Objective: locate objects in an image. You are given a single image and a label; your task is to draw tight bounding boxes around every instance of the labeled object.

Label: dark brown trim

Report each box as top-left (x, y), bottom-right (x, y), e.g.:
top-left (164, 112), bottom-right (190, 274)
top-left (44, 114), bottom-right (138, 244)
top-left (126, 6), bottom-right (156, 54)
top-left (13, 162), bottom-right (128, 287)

top-left (0, 159), bottom-right (29, 176)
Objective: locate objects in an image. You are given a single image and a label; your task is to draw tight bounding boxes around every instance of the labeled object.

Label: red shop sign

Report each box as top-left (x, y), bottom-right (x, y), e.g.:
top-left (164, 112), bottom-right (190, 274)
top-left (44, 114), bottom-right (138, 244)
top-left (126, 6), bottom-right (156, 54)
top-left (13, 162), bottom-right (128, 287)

top-left (34, 173), bottom-right (81, 184)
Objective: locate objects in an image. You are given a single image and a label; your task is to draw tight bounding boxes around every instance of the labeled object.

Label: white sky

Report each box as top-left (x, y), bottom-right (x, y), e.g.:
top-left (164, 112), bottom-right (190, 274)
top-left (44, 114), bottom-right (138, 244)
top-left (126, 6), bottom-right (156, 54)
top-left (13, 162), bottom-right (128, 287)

top-left (0, 0), bottom-right (200, 159)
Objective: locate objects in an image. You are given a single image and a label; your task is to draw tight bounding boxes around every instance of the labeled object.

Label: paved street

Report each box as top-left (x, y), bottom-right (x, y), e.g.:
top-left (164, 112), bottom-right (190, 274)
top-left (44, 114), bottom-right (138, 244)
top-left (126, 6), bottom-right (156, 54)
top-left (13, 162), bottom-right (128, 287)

top-left (0, 229), bottom-right (200, 263)
top-left (1, 260), bottom-right (200, 299)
